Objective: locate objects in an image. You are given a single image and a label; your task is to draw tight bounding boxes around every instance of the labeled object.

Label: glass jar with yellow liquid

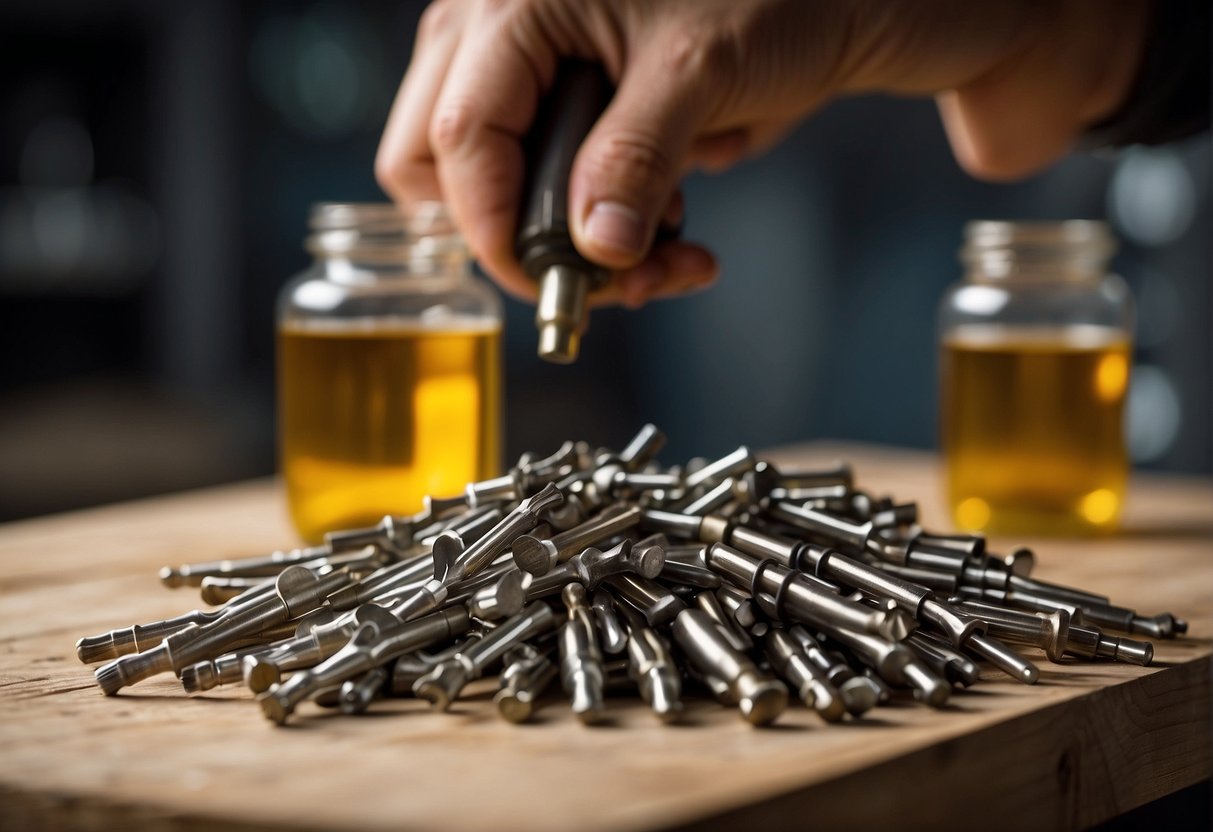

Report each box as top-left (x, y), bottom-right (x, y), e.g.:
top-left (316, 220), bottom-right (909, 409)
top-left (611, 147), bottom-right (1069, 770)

top-left (277, 203), bottom-right (502, 543)
top-left (939, 221), bottom-right (1133, 536)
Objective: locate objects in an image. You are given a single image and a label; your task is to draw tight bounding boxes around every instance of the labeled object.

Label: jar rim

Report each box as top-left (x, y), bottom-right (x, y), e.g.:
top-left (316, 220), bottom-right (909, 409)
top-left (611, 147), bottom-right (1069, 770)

top-left (964, 219), bottom-right (1115, 249)
top-left (305, 201), bottom-right (467, 262)
top-left (960, 220), bottom-right (1117, 280)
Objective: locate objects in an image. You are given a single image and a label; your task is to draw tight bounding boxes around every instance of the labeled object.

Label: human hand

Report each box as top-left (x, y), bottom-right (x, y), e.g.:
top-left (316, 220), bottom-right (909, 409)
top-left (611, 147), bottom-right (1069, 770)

top-left (376, 0), bottom-right (1148, 308)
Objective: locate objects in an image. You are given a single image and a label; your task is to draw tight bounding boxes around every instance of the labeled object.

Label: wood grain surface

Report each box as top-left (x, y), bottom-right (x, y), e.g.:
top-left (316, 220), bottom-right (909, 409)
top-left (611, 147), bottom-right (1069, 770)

top-left (1, 444), bottom-right (1209, 831)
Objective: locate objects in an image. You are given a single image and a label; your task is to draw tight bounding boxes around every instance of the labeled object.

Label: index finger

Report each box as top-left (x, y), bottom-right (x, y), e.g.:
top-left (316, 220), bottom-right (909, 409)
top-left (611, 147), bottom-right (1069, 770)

top-left (428, 8), bottom-right (557, 300)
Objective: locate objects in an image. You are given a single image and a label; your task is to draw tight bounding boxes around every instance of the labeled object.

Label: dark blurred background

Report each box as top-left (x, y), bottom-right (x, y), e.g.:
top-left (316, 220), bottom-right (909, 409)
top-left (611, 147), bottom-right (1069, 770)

top-left (1, 0), bottom-right (1209, 523)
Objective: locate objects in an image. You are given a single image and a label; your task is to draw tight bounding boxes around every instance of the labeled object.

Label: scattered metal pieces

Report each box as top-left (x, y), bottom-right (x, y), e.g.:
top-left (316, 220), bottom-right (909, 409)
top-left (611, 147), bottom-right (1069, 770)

top-left (78, 425), bottom-right (1186, 729)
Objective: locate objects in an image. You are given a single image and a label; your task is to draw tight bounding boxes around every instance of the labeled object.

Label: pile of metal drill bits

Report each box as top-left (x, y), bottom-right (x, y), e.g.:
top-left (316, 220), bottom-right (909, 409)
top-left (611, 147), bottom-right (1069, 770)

top-left (78, 425), bottom-right (1188, 727)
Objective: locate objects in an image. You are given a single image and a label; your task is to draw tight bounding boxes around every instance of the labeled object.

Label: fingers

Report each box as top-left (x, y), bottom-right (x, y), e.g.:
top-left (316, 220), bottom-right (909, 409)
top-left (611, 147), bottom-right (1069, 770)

top-left (426, 6), bottom-right (557, 301)
top-left (375, 0), bottom-right (469, 203)
top-left (588, 240), bottom-right (719, 310)
top-left (936, 0), bottom-right (1149, 181)
top-left (568, 26), bottom-right (721, 269)
top-left (381, 2), bottom-right (724, 309)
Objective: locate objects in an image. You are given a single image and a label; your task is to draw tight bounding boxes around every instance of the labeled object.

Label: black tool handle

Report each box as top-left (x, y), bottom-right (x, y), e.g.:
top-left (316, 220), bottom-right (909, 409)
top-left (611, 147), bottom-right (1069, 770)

top-left (515, 60), bottom-right (614, 283)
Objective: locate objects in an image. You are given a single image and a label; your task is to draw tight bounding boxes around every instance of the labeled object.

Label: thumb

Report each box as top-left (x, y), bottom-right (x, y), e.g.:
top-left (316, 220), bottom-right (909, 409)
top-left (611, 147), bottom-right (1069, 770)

top-left (568, 42), bottom-right (714, 269)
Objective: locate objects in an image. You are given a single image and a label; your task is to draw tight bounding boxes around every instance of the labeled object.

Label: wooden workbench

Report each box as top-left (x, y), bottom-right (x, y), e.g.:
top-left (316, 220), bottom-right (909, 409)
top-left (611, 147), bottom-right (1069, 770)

top-left (1, 444), bottom-right (1210, 831)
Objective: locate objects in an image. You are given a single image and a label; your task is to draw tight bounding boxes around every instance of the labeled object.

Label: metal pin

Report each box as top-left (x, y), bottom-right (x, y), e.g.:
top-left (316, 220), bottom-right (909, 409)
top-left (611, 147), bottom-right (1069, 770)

top-left (615, 603), bottom-right (682, 722)
top-left (591, 589), bottom-right (628, 655)
top-left (465, 569), bottom-right (527, 621)
top-left (953, 600), bottom-right (1071, 663)
top-left (764, 628), bottom-right (846, 722)
top-left (905, 632), bottom-right (982, 687)
top-left (413, 603), bottom-right (557, 710)
top-left (681, 479), bottom-right (738, 517)
top-left (786, 625), bottom-right (879, 716)
top-left (607, 574), bottom-right (688, 628)
top-left (694, 591), bottom-right (753, 652)
top-left (824, 625), bottom-right (950, 708)
top-left (511, 503), bottom-right (642, 573)
top-left (258, 607), bottom-right (470, 724)
top-left (715, 585), bottom-right (759, 630)
top-left (495, 647), bottom-right (558, 723)
top-left (525, 538), bottom-right (666, 598)
top-left (706, 543), bottom-right (916, 642)
top-left (96, 566), bottom-right (351, 695)
top-left (660, 557), bottom-right (722, 589)
top-left (558, 583), bottom-right (608, 724)
top-left (339, 665), bottom-right (391, 714)
top-left (682, 446), bottom-right (756, 493)
top-left (964, 633), bottom-right (1040, 684)
top-left (672, 609), bottom-right (787, 726)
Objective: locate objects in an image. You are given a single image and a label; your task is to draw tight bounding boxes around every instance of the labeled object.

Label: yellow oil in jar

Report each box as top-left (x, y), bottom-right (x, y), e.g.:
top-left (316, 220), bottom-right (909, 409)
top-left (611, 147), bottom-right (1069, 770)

top-left (941, 325), bottom-right (1130, 536)
top-left (278, 320), bottom-right (501, 543)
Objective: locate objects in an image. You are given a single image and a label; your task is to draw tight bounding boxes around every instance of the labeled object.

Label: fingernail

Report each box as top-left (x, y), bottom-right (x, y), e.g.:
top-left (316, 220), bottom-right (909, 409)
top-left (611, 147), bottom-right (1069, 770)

top-left (620, 262), bottom-right (664, 309)
top-left (585, 201), bottom-right (646, 257)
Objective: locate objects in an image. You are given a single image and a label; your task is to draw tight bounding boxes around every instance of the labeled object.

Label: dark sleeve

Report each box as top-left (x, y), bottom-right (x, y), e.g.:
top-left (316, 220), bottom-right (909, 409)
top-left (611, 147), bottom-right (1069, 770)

top-left (1082, 0), bottom-right (1210, 148)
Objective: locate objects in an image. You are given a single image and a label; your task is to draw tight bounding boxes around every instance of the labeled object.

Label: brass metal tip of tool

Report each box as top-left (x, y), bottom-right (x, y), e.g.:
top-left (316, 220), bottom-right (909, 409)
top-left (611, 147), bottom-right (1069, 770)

top-left (537, 324), bottom-right (579, 364)
top-left (535, 265), bottom-right (590, 364)
top-left (158, 566), bottom-right (184, 588)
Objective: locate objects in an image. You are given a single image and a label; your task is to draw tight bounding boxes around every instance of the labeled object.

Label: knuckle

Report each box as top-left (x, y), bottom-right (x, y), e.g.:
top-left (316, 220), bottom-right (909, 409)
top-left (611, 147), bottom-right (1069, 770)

top-left (587, 130), bottom-right (675, 194)
top-left (662, 22), bottom-right (738, 86)
top-left (374, 153), bottom-right (424, 196)
top-left (373, 151), bottom-right (400, 192)
top-left (429, 101), bottom-right (479, 155)
top-left (476, 0), bottom-right (516, 16)
top-left (417, 0), bottom-right (456, 43)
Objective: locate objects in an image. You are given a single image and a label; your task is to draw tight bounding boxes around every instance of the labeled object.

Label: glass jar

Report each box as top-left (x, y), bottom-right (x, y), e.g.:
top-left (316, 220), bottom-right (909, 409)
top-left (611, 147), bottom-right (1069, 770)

top-left (277, 203), bottom-right (502, 543)
top-left (938, 221), bottom-right (1133, 536)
